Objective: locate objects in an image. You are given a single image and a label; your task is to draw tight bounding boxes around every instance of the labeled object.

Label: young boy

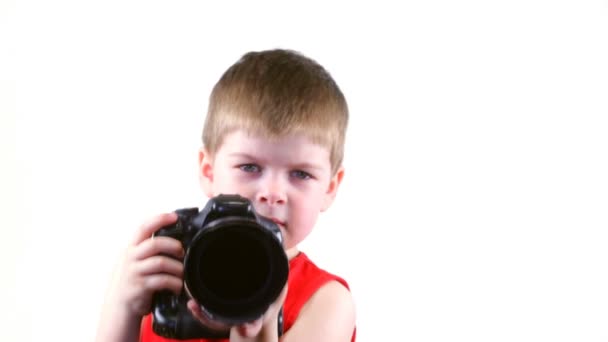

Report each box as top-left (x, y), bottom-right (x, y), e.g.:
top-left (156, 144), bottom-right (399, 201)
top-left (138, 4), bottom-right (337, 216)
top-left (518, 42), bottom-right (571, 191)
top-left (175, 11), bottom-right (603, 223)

top-left (96, 49), bottom-right (356, 342)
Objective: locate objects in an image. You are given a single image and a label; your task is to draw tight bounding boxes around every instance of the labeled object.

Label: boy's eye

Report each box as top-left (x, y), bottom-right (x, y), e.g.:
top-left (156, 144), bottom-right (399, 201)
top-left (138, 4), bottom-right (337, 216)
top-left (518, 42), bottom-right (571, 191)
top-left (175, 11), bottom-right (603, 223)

top-left (239, 164), bottom-right (261, 173)
top-left (291, 170), bottom-right (312, 180)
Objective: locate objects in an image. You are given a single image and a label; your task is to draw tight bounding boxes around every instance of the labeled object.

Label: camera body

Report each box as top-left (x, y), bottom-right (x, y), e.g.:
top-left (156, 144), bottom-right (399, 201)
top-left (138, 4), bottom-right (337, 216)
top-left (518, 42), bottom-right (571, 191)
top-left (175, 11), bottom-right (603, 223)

top-left (151, 194), bottom-right (289, 339)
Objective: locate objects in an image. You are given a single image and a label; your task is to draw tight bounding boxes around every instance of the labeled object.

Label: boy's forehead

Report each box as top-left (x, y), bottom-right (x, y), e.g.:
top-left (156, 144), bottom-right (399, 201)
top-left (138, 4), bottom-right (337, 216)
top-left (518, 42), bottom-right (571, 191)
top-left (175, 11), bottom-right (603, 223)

top-left (229, 129), bottom-right (326, 147)
top-left (219, 130), bottom-right (331, 165)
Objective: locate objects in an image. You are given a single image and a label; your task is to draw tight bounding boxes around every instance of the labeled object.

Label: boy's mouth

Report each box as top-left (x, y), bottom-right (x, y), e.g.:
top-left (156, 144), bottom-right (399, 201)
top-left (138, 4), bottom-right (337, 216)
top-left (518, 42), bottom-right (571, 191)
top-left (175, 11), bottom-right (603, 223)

top-left (269, 217), bottom-right (286, 228)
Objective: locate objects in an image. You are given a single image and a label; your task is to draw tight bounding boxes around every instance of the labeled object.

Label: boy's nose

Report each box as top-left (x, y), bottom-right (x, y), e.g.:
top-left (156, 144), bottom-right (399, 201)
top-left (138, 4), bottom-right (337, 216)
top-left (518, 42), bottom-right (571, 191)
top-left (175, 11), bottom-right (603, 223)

top-left (257, 177), bottom-right (287, 206)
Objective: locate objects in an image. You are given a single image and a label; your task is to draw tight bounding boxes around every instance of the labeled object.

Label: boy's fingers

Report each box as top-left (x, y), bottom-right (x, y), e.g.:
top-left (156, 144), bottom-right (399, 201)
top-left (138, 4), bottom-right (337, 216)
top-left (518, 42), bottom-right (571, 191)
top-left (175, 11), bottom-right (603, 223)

top-left (135, 255), bottom-right (184, 278)
top-left (234, 319), bottom-right (264, 338)
top-left (132, 212), bottom-right (178, 245)
top-left (132, 236), bottom-right (184, 261)
top-left (187, 299), bottom-right (231, 331)
top-left (144, 274), bottom-right (183, 294)
top-left (231, 284), bottom-right (287, 338)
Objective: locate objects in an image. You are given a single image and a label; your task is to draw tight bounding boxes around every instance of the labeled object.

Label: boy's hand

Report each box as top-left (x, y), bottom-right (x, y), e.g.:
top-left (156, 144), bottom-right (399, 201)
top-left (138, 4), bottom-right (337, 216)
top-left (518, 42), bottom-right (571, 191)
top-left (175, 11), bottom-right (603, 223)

top-left (187, 284), bottom-right (289, 342)
top-left (114, 212), bottom-right (185, 317)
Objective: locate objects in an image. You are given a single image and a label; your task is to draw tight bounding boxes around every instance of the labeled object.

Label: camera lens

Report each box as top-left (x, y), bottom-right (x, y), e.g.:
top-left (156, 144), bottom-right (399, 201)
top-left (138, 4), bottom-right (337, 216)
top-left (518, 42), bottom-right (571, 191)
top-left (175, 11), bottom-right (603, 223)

top-left (199, 227), bottom-right (270, 300)
top-left (183, 218), bottom-right (288, 323)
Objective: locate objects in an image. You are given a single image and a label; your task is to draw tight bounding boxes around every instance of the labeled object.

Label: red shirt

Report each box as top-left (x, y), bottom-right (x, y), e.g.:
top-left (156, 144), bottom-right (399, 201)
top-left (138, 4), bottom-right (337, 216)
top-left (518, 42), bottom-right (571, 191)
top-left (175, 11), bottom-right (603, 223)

top-left (140, 252), bottom-right (356, 341)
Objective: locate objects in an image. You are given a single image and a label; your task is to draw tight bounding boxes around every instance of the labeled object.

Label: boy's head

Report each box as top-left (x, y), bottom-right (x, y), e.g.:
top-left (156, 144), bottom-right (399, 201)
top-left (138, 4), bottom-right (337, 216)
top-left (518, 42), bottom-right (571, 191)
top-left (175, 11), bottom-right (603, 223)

top-left (202, 49), bottom-right (348, 175)
top-left (199, 49), bottom-right (349, 255)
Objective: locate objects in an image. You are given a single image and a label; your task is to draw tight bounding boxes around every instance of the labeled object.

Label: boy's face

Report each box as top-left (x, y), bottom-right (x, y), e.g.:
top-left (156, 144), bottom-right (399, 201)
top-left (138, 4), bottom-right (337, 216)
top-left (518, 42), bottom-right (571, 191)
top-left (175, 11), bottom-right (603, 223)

top-left (198, 130), bottom-right (344, 258)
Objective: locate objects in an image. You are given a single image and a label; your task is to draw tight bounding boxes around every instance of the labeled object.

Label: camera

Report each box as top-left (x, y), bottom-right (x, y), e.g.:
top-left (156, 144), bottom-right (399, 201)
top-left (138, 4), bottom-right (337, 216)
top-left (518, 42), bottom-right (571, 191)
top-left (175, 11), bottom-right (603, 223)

top-left (151, 194), bottom-right (289, 339)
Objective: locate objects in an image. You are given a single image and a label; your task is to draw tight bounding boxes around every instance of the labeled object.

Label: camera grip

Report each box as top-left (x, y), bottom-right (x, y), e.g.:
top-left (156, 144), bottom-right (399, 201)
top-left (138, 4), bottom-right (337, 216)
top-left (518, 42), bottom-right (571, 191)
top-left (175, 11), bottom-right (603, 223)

top-left (152, 290), bottom-right (284, 339)
top-left (152, 290), bottom-right (230, 339)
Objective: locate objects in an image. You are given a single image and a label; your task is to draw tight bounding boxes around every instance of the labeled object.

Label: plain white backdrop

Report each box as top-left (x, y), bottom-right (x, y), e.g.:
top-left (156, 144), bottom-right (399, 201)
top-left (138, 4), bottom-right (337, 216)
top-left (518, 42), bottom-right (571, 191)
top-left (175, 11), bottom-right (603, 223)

top-left (2, 1), bottom-right (608, 341)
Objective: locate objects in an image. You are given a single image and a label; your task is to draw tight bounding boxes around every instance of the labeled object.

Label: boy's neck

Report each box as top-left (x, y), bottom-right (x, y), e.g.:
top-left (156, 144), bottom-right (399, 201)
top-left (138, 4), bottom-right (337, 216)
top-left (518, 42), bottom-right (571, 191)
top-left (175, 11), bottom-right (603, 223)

top-left (286, 247), bottom-right (300, 260)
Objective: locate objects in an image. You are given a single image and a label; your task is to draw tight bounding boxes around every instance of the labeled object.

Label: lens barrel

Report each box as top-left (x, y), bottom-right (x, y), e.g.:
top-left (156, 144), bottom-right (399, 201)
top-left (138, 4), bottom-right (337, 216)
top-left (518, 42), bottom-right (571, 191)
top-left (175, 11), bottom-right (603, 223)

top-left (183, 217), bottom-right (289, 324)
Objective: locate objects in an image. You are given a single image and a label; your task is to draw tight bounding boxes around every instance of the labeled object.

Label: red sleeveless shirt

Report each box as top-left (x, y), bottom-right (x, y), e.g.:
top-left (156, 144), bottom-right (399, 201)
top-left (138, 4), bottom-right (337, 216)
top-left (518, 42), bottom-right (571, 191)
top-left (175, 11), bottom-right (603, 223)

top-left (139, 252), bottom-right (356, 341)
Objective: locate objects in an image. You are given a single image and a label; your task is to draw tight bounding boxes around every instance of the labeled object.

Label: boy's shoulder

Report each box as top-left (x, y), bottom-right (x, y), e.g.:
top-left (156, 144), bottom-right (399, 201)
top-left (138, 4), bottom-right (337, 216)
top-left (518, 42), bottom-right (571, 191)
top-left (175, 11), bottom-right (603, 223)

top-left (288, 252), bottom-right (350, 290)
top-left (283, 252), bottom-right (352, 331)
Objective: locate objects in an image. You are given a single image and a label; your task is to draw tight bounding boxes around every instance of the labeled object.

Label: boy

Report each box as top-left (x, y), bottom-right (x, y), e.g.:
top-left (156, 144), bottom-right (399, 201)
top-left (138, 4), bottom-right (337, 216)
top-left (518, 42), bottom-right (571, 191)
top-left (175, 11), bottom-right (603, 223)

top-left (96, 49), bottom-right (356, 342)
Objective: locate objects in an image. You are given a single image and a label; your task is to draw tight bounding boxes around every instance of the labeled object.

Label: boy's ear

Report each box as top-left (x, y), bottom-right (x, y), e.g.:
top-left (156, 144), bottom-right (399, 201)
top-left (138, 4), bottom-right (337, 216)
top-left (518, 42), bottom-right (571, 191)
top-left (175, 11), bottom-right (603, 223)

top-left (321, 166), bottom-right (345, 212)
top-left (198, 147), bottom-right (214, 198)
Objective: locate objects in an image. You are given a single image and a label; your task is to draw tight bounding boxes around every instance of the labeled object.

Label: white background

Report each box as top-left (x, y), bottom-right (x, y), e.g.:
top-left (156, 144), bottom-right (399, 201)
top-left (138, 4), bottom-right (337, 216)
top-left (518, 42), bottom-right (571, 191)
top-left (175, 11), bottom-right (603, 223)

top-left (2, 1), bottom-right (608, 341)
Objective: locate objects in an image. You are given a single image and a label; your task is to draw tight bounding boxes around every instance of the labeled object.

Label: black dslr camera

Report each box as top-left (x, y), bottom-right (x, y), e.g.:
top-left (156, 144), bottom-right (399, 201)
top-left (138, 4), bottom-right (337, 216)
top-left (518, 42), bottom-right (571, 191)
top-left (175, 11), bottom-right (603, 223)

top-left (151, 194), bottom-right (289, 339)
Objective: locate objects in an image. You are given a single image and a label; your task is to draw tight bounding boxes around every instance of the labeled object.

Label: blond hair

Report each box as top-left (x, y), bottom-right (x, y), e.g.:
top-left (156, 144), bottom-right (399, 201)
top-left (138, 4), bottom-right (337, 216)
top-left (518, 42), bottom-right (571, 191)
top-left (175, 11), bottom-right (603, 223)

top-left (202, 49), bottom-right (348, 174)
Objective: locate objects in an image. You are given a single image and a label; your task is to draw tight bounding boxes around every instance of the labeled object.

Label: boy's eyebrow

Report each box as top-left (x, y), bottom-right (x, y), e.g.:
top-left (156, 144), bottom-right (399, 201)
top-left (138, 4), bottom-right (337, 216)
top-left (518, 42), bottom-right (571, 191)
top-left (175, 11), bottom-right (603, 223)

top-left (227, 152), bottom-right (326, 171)
top-left (290, 162), bottom-right (326, 172)
top-left (227, 152), bottom-right (259, 160)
